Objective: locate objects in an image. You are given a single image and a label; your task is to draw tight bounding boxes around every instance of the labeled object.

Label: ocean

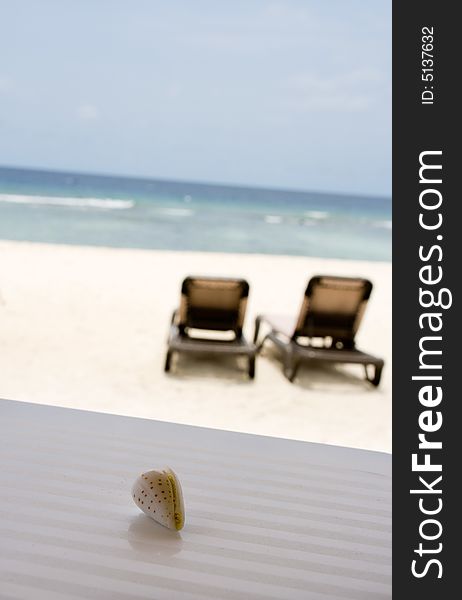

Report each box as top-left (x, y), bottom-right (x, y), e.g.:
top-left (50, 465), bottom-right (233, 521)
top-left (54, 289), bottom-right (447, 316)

top-left (0, 166), bottom-right (391, 261)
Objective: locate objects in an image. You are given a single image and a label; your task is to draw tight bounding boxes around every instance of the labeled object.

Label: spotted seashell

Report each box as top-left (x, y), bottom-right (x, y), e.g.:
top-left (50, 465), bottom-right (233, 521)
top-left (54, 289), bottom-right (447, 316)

top-left (131, 467), bottom-right (185, 531)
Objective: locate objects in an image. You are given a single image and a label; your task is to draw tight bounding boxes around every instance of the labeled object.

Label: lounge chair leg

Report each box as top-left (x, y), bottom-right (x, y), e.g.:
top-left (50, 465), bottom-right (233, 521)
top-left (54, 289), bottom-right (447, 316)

top-left (164, 350), bottom-right (173, 373)
top-left (253, 316), bottom-right (262, 344)
top-left (257, 333), bottom-right (270, 353)
top-left (248, 356), bottom-right (256, 379)
top-left (365, 364), bottom-right (383, 387)
top-left (283, 354), bottom-right (299, 382)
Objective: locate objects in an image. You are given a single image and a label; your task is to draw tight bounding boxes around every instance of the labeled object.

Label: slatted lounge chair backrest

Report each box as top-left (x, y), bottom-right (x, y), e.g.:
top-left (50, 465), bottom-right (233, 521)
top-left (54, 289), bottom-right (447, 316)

top-left (293, 276), bottom-right (373, 346)
top-left (178, 277), bottom-right (249, 336)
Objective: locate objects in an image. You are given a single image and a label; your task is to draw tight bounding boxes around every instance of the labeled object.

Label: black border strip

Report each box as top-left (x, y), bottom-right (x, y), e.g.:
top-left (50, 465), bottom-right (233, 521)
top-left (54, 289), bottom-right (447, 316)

top-left (393, 2), bottom-right (457, 595)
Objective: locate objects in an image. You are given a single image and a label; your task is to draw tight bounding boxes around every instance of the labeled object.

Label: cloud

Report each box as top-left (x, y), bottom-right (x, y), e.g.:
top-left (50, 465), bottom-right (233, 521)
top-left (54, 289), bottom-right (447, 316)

top-left (0, 77), bottom-right (11, 93)
top-left (282, 68), bottom-right (387, 112)
top-left (264, 1), bottom-right (314, 25)
top-left (77, 104), bottom-right (99, 121)
top-left (166, 83), bottom-right (183, 99)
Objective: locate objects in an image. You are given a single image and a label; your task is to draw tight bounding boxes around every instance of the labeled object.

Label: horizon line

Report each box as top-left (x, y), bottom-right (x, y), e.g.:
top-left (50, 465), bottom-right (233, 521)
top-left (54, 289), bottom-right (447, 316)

top-left (0, 163), bottom-right (391, 202)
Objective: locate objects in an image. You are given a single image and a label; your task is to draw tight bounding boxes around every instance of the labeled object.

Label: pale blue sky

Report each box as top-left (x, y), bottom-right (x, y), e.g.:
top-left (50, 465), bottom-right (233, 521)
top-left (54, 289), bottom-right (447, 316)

top-left (0, 1), bottom-right (391, 196)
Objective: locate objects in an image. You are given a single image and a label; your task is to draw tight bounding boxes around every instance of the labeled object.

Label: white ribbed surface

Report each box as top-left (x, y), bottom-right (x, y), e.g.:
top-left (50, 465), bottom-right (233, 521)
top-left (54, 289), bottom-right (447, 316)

top-left (0, 400), bottom-right (391, 599)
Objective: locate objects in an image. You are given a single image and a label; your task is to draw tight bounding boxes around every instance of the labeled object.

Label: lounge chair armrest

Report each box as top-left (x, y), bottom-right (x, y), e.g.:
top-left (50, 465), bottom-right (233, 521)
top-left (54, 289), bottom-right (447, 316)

top-left (167, 310), bottom-right (181, 342)
top-left (254, 314), bottom-right (295, 343)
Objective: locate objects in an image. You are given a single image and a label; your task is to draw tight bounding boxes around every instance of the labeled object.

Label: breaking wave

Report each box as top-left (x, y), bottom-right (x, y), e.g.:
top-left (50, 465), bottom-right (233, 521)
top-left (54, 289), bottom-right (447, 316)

top-left (264, 215), bottom-right (283, 224)
top-left (374, 220), bottom-right (392, 230)
top-left (304, 210), bottom-right (329, 220)
top-left (158, 207), bottom-right (195, 217)
top-left (0, 193), bottom-right (135, 210)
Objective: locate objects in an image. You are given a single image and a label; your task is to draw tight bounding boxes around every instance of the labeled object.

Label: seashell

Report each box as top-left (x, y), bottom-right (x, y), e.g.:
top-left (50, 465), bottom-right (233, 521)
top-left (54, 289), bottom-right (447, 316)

top-left (131, 467), bottom-right (185, 531)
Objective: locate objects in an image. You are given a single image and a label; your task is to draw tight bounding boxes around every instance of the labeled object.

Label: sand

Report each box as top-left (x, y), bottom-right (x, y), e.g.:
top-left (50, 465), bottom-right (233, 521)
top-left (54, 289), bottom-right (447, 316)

top-left (0, 240), bottom-right (391, 452)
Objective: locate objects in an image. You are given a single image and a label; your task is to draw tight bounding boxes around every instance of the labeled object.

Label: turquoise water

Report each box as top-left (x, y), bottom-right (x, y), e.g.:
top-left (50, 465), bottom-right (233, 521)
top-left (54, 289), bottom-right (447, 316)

top-left (0, 166), bottom-right (391, 261)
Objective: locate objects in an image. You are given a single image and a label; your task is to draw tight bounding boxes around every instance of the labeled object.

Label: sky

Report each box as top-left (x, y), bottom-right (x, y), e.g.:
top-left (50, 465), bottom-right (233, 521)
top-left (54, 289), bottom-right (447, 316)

top-left (0, 1), bottom-right (391, 196)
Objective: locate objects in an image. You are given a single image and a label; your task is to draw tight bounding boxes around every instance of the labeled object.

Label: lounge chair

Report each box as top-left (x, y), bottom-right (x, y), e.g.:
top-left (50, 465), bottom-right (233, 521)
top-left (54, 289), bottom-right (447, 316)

top-left (165, 276), bottom-right (256, 378)
top-left (253, 275), bottom-right (384, 386)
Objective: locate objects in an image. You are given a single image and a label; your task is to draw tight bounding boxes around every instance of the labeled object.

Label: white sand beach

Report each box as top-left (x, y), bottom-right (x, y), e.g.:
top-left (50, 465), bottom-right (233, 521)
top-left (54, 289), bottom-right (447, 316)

top-left (0, 240), bottom-right (391, 452)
